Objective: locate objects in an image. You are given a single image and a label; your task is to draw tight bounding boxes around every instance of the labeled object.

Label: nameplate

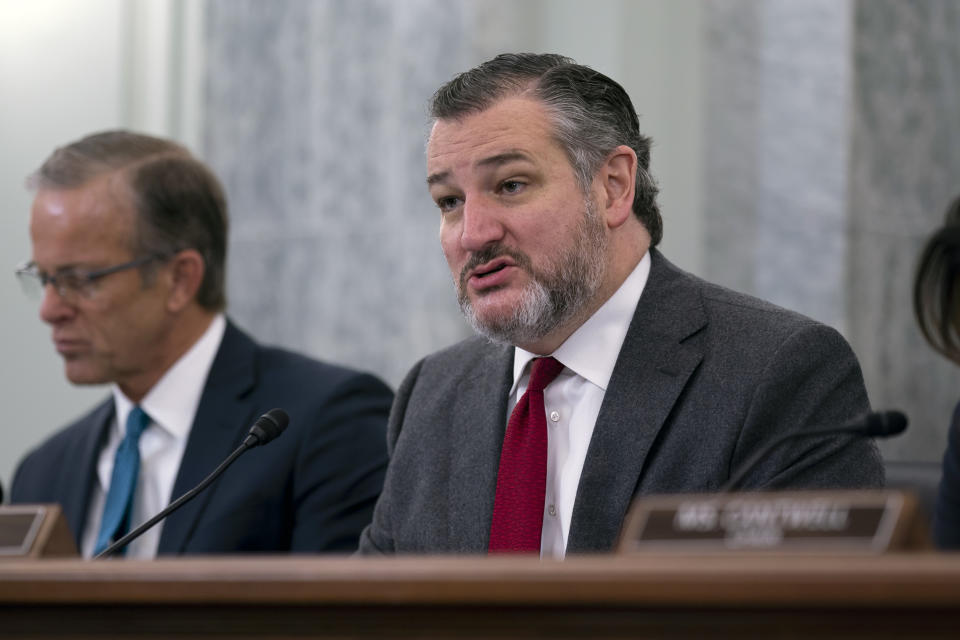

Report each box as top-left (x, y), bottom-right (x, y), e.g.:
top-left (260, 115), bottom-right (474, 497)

top-left (617, 490), bottom-right (928, 553)
top-left (0, 505), bottom-right (77, 559)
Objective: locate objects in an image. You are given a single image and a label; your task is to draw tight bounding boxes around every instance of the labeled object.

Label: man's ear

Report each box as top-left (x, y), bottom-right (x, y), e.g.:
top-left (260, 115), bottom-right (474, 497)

top-left (597, 145), bottom-right (637, 229)
top-left (165, 249), bottom-right (205, 312)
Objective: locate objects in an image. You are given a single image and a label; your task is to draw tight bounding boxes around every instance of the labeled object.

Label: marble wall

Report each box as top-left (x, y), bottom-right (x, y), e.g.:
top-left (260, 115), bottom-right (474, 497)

top-left (703, 0), bottom-right (851, 332)
top-left (703, 0), bottom-right (960, 460)
top-left (847, 0), bottom-right (960, 460)
top-left (203, 0), bottom-right (529, 387)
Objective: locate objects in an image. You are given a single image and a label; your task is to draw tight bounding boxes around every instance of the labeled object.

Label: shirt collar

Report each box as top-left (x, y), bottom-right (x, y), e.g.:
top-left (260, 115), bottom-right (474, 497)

top-left (111, 314), bottom-right (227, 441)
top-left (511, 252), bottom-right (650, 393)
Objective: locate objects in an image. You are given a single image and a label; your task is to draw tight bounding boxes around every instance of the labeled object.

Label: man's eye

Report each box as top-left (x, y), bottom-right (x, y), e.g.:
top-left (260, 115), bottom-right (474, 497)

top-left (57, 272), bottom-right (88, 292)
top-left (436, 196), bottom-right (462, 212)
top-left (500, 180), bottom-right (525, 194)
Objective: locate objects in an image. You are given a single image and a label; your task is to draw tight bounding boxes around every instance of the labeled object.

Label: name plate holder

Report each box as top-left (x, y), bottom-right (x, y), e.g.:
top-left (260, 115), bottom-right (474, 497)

top-left (617, 490), bottom-right (929, 553)
top-left (0, 505), bottom-right (77, 559)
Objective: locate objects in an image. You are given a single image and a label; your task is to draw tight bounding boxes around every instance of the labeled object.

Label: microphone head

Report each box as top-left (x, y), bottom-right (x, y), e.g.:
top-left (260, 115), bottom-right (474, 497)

top-left (864, 410), bottom-right (908, 437)
top-left (246, 408), bottom-right (290, 447)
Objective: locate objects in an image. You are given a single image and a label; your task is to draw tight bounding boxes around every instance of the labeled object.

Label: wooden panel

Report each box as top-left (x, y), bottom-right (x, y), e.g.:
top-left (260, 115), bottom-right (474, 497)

top-left (1, 554), bottom-right (959, 638)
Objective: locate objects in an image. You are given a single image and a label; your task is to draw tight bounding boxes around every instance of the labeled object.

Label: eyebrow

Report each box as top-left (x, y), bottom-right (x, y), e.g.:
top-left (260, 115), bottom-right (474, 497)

top-left (426, 150), bottom-right (535, 186)
top-left (30, 261), bottom-right (81, 274)
top-left (426, 171), bottom-right (449, 187)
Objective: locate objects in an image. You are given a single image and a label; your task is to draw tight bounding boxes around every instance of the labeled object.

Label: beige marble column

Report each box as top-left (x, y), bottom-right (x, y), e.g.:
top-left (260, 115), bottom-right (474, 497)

top-left (846, 0), bottom-right (960, 460)
top-left (203, 0), bottom-right (525, 386)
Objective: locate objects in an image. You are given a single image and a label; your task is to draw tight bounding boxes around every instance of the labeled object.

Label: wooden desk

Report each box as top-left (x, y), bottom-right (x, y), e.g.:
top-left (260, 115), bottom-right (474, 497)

top-left (1, 554), bottom-right (959, 638)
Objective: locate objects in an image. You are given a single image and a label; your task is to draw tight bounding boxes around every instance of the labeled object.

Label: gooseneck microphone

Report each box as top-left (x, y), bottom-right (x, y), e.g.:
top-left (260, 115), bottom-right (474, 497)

top-left (719, 410), bottom-right (907, 493)
top-left (95, 408), bottom-right (290, 559)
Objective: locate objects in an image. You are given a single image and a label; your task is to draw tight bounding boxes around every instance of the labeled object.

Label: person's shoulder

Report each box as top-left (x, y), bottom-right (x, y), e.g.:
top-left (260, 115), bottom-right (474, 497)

top-left (667, 259), bottom-right (830, 335)
top-left (653, 250), bottom-right (811, 319)
top-left (701, 280), bottom-right (820, 327)
top-left (949, 400), bottom-right (960, 440)
top-left (418, 335), bottom-right (506, 377)
top-left (212, 329), bottom-right (393, 439)
top-left (394, 335), bottom-right (505, 398)
top-left (33, 399), bottom-right (111, 449)
top-left (252, 342), bottom-right (395, 411)
top-left (707, 288), bottom-right (850, 368)
top-left (15, 398), bottom-right (111, 473)
top-left (650, 250), bottom-right (848, 358)
top-left (425, 334), bottom-right (500, 363)
top-left (223, 321), bottom-right (388, 388)
top-left (256, 341), bottom-right (361, 380)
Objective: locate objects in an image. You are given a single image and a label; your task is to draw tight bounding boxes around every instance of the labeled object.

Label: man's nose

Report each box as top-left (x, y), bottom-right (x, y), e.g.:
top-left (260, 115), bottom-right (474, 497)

top-left (39, 283), bottom-right (75, 324)
top-left (459, 196), bottom-right (505, 252)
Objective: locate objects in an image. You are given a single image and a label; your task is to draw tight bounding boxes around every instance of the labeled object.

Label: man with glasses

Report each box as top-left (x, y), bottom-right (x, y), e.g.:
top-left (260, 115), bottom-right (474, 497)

top-left (10, 130), bottom-right (392, 557)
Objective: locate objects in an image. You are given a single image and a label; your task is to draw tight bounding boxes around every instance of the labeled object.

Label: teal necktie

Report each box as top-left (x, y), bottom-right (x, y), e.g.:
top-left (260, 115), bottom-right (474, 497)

top-left (94, 406), bottom-right (151, 556)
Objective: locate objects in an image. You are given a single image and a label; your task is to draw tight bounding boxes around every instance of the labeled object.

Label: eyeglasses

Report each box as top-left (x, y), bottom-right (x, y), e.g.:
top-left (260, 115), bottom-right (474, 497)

top-left (14, 254), bottom-right (167, 302)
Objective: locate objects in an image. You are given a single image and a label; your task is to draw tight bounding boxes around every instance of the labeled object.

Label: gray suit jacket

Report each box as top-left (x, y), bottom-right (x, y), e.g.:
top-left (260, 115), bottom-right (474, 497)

top-left (359, 250), bottom-right (883, 554)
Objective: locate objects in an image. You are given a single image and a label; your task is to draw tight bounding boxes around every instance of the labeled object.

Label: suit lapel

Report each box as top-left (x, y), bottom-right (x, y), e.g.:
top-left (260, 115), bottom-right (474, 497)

top-left (567, 250), bottom-right (706, 553)
top-left (157, 321), bottom-right (258, 553)
top-left (64, 399), bottom-right (115, 546)
top-left (447, 342), bottom-right (514, 552)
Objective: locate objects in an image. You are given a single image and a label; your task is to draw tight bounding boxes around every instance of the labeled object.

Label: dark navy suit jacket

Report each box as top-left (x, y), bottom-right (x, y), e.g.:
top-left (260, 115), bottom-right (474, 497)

top-left (935, 401), bottom-right (960, 549)
top-left (11, 321), bottom-right (392, 554)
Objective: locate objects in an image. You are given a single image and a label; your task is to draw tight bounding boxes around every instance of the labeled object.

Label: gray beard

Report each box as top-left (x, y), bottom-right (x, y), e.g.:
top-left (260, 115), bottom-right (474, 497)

top-left (456, 198), bottom-right (608, 347)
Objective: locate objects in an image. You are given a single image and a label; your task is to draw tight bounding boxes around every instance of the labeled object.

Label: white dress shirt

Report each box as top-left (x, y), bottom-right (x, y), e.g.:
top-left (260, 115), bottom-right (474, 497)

top-left (509, 253), bottom-right (651, 559)
top-left (80, 314), bottom-right (227, 559)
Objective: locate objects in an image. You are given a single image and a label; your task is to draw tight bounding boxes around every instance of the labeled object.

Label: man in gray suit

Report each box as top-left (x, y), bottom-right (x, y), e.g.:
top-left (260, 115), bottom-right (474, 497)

top-left (359, 53), bottom-right (883, 557)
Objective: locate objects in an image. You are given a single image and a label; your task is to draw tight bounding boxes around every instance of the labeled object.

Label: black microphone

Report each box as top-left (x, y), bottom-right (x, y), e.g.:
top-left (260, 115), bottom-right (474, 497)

top-left (95, 408), bottom-right (290, 559)
top-left (719, 410), bottom-right (907, 493)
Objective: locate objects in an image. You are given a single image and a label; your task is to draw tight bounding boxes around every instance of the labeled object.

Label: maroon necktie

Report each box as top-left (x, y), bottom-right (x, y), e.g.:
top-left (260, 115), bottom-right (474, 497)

top-left (489, 356), bottom-right (565, 553)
